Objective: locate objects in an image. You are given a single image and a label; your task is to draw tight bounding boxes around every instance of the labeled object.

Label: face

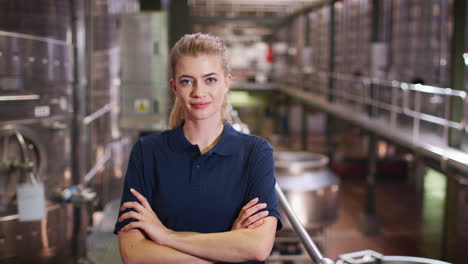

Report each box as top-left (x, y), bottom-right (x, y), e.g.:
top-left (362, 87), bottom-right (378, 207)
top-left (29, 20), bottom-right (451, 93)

top-left (170, 54), bottom-right (231, 123)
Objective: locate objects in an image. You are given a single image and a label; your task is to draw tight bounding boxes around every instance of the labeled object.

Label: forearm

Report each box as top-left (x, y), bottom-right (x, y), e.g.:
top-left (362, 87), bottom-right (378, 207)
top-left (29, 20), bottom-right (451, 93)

top-left (163, 217), bottom-right (277, 263)
top-left (118, 230), bottom-right (213, 264)
top-left (166, 230), bottom-right (262, 262)
top-left (118, 189), bottom-right (277, 263)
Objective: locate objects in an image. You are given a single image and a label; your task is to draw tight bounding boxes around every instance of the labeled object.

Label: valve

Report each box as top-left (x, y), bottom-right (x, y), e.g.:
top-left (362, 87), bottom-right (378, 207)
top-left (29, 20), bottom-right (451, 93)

top-left (53, 185), bottom-right (97, 207)
top-left (7, 161), bottom-right (34, 171)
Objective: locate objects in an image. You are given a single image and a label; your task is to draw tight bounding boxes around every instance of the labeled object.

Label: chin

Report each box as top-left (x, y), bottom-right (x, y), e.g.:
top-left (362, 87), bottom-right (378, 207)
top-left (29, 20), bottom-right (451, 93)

top-left (188, 110), bottom-right (220, 121)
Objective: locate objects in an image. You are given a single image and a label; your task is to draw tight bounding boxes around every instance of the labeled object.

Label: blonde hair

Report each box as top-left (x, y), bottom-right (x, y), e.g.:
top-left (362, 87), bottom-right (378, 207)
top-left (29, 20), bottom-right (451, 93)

top-left (168, 33), bottom-right (232, 129)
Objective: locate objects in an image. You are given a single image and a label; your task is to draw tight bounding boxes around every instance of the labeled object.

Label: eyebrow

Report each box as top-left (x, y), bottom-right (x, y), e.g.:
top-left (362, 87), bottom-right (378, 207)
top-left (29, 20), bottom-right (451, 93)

top-left (178, 72), bottom-right (219, 79)
top-left (202, 72), bottom-right (219, 78)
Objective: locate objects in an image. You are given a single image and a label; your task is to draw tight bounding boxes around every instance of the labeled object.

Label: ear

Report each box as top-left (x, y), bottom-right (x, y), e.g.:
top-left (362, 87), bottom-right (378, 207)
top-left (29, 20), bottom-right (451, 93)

top-left (169, 79), bottom-right (177, 93)
top-left (224, 74), bottom-right (232, 93)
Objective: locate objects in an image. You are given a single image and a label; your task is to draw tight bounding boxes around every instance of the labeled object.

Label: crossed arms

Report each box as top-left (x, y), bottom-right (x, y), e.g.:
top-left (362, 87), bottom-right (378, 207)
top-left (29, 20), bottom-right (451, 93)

top-left (118, 188), bottom-right (278, 264)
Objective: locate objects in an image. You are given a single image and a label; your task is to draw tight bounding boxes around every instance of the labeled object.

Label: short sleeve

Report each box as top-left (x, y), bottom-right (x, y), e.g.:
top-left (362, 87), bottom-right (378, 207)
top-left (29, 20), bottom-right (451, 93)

top-left (244, 138), bottom-right (282, 230)
top-left (113, 140), bottom-right (155, 234)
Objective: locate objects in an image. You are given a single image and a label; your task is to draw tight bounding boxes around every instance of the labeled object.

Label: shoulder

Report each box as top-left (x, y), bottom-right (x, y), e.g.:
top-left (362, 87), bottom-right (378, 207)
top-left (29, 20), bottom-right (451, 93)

top-left (131, 129), bottom-right (175, 153)
top-left (226, 125), bottom-right (273, 153)
top-left (139, 129), bottom-right (173, 144)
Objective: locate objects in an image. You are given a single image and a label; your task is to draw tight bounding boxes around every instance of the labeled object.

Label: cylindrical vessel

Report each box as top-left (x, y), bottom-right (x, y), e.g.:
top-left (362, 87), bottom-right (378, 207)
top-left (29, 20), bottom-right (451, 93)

top-left (275, 152), bottom-right (340, 231)
top-left (0, 1), bottom-right (74, 262)
top-left (0, 40), bottom-right (74, 264)
top-left (337, 250), bottom-right (452, 264)
top-left (0, 0), bottom-right (138, 262)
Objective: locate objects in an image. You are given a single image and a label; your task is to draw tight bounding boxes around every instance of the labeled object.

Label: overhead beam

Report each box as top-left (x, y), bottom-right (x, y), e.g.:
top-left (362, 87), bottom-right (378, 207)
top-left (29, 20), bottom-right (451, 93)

top-left (192, 16), bottom-right (286, 25)
top-left (192, 0), bottom-right (335, 30)
top-left (286, 0), bottom-right (333, 21)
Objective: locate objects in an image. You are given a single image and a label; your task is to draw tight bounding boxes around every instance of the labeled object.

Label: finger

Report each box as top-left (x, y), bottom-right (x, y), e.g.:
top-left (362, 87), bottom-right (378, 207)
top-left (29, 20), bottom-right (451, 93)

top-left (239, 203), bottom-right (267, 223)
top-left (120, 201), bottom-right (145, 213)
top-left (244, 210), bottom-right (269, 227)
top-left (122, 221), bottom-right (141, 232)
top-left (242, 197), bottom-right (259, 211)
top-left (244, 203), bottom-right (267, 218)
top-left (130, 188), bottom-right (151, 209)
top-left (119, 211), bottom-right (141, 222)
top-left (247, 219), bottom-right (264, 229)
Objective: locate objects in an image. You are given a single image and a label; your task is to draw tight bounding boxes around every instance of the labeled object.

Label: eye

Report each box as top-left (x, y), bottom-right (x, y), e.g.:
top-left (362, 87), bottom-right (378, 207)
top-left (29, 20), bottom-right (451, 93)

top-left (179, 79), bottom-right (193, 86)
top-left (206, 77), bottom-right (217, 84)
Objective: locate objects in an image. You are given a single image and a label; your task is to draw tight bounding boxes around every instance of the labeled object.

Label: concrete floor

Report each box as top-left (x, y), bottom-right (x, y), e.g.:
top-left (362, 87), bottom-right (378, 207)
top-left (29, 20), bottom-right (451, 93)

top-left (325, 177), bottom-right (437, 260)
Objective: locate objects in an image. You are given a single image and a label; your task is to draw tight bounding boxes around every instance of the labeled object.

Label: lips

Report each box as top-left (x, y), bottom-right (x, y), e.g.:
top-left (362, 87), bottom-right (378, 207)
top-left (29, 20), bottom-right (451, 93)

top-left (191, 102), bottom-right (211, 109)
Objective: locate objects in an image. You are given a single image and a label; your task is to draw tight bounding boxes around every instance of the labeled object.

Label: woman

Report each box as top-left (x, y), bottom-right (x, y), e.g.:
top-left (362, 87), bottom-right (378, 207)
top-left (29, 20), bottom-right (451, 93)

top-left (114, 33), bottom-right (282, 264)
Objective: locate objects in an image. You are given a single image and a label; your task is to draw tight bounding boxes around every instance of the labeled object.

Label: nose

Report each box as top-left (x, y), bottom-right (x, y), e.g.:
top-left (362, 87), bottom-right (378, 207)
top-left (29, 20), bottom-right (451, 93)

top-left (190, 82), bottom-right (207, 98)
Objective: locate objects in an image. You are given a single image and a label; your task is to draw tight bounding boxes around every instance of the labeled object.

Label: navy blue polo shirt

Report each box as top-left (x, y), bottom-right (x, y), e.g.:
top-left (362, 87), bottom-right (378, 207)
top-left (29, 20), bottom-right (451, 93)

top-left (114, 122), bottom-right (282, 264)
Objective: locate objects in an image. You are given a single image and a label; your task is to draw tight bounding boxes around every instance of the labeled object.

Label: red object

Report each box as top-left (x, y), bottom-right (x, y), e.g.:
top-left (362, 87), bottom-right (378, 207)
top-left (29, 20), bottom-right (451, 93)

top-left (266, 45), bottom-right (274, 63)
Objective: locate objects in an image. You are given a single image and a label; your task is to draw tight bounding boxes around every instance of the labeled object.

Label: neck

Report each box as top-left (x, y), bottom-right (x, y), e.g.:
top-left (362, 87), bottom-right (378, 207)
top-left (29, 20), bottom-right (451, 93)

top-left (183, 117), bottom-right (224, 151)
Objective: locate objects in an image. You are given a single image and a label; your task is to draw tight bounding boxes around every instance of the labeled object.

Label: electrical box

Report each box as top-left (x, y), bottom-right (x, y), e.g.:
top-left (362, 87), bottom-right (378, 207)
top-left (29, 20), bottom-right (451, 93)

top-left (371, 42), bottom-right (388, 80)
top-left (119, 12), bottom-right (168, 131)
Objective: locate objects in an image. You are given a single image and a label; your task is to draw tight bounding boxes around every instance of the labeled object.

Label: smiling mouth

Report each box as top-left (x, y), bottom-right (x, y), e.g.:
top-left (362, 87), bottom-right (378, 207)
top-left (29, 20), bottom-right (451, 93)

top-left (191, 102), bottom-right (211, 109)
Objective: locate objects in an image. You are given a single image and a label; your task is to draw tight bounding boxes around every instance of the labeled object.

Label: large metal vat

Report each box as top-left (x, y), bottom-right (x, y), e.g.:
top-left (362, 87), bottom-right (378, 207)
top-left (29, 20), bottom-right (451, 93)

top-left (0, 33), bottom-right (74, 263)
top-left (0, 0), bottom-right (138, 262)
top-left (87, 0), bottom-right (140, 208)
top-left (0, 126), bottom-right (73, 263)
top-left (275, 152), bottom-right (339, 231)
top-left (337, 250), bottom-right (451, 264)
top-left (0, 1), bottom-right (74, 261)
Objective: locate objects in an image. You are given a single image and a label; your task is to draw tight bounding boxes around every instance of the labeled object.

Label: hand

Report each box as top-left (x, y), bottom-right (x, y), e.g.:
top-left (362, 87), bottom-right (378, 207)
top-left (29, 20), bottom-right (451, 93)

top-left (231, 197), bottom-right (269, 230)
top-left (119, 188), bottom-right (170, 245)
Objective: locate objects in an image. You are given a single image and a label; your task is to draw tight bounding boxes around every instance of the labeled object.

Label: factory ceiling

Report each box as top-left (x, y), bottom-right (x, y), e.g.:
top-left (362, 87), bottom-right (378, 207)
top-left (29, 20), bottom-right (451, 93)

top-left (188, 0), bottom-right (326, 38)
top-left (188, 0), bottom-right (324, 17)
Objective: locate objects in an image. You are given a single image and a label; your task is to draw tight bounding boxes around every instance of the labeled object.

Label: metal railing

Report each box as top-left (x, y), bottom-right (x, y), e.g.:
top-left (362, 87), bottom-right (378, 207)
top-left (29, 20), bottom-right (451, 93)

top-left (273, 69), bottom-right (468, 175)
top-left (276, 69), bottom-right (467, 137)
top-left (304, 71), bottom-right (467, 143)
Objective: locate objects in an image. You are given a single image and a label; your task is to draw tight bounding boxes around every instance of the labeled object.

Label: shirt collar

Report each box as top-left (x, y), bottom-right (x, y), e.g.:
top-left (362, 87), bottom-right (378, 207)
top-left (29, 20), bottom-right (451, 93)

top-left (170, 122), bottom-right (195, 152)
top-left (170, 122), bottom-right (237, 156)
top-left (208, 122), bottom-right (237, 156)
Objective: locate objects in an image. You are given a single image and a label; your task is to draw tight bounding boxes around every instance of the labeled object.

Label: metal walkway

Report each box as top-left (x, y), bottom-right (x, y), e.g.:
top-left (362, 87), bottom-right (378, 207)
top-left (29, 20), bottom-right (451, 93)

top-left (233, 78), bottom-right (468, 177)
top-left (279, 84), bottom-right (468, 176)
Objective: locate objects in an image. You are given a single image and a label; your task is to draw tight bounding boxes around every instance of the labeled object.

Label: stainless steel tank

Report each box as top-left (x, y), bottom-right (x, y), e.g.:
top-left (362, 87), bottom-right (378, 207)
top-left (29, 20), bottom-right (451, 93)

top-left (332, 0), bottom-right (372, 113)
top-left (275, 152), bottom-right (340, 231)
top-left (0, 125), bottom-right (74, 264)
top-left (306, 6), bottom-right (330, 95)
top-left (0, 27), bottom-right (74, 263)
top-left (337, 250), bottom-right (451, 264)
top-left (87, 0), bottom-right (139, 207)
top-left (0, 0), bottom-right (139, 262)
top-left (391, 0), bottom-right (450, 87)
